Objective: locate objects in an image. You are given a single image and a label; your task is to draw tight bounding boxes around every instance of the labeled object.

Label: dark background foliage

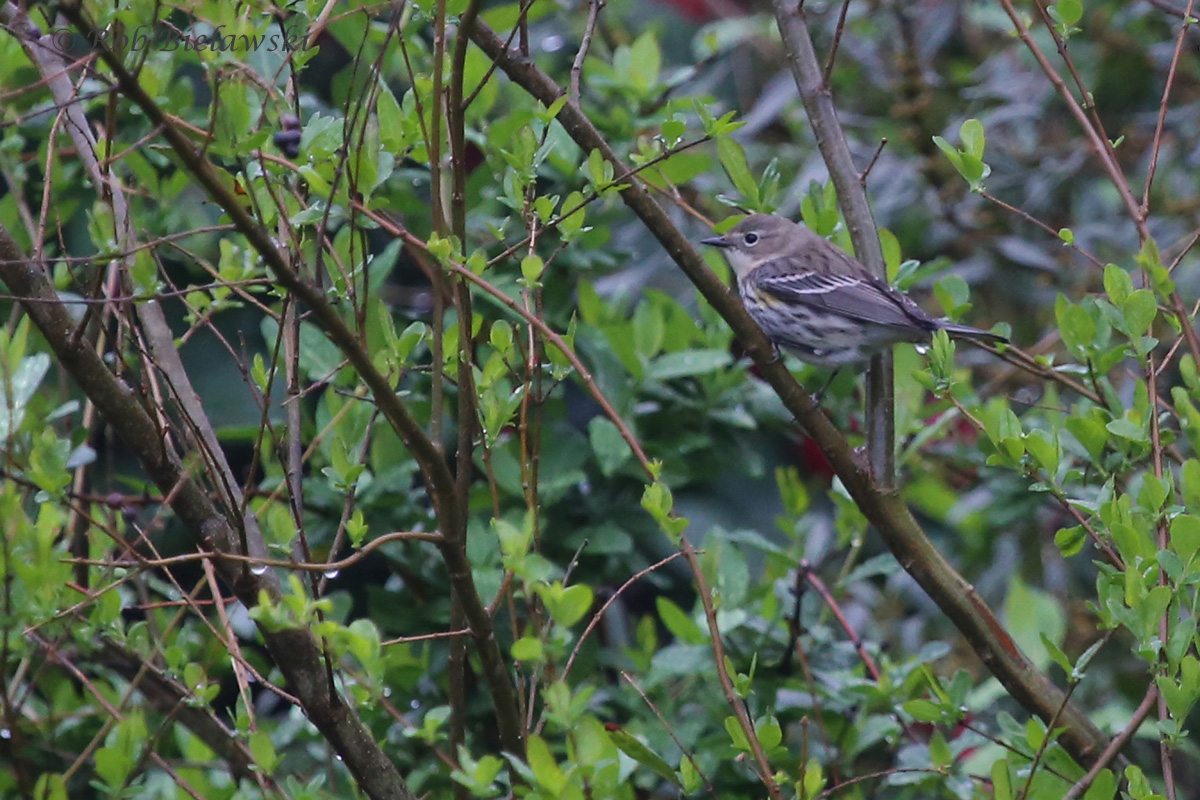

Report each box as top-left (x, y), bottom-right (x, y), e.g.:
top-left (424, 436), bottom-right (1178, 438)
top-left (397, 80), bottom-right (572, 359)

top-left (1, 0), bottom-right (1198, 798)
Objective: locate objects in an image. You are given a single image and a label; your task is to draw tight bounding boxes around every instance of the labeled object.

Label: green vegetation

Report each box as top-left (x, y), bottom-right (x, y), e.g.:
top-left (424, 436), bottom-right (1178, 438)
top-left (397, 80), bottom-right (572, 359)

top-left (1, 0), bottom-right (1199, 798)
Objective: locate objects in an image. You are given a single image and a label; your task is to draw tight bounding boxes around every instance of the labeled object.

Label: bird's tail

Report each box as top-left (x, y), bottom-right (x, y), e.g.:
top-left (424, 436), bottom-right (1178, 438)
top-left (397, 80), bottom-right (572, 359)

top-left (938, 321), bottom-right (1008, 345)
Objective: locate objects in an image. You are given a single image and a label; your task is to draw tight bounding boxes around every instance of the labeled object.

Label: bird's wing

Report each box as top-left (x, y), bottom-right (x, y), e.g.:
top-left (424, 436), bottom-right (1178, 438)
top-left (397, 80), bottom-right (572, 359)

top-left (753, 258), bottom-right (934, 330)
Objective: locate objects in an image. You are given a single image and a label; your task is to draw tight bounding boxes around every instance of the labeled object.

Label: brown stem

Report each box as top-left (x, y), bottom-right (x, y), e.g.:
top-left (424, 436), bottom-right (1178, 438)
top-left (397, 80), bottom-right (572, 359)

top-left (0, 223), bottom-right (415, 800)
top-left (772, 0), bottom-right (896, 489)
top-left (1062, 684), bottom-right (1159, 800)
top-left (58, 0), bottom-right (524, 768)
top-left (570, 0), bottom-right (605, 104)
top-left (447, 1), bottom-right (491, 786)
top-left (467, 17), bottom-right (1113, 769)
top-left (1141, 0), bottom-right (1197, 213)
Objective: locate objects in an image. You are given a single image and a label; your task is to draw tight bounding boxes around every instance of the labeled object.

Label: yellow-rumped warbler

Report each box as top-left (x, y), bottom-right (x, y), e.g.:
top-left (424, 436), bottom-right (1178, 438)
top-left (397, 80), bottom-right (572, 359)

top-left (702, 214), bottom-right (1006, 367)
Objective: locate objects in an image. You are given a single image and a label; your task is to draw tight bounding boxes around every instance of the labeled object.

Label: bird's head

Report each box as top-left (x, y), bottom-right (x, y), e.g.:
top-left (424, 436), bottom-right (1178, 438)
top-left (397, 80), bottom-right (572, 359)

top-left (700, 214), bottom-right (808, 277)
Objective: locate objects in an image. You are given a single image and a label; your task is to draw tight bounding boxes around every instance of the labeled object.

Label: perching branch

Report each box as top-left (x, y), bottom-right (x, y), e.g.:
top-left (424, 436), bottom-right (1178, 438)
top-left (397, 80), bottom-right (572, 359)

top-left (770, 0), bottom-right (895, 489)
top-left (467, 17), bottom-right (1114, 770)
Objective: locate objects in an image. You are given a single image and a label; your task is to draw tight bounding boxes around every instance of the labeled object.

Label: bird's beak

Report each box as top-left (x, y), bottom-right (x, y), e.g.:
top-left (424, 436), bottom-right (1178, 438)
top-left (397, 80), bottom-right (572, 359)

top-left (701, 235), bottom-right (732, 249)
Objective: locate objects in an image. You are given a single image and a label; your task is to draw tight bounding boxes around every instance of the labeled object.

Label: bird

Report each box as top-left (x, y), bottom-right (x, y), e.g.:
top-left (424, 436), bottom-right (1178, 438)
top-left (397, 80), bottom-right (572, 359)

top-left (701, 214), bottom-right (1006, 372)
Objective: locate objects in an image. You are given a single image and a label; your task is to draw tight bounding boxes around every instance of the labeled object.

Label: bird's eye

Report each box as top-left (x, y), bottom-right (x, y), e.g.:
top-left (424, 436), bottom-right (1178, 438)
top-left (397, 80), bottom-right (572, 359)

top-left (743, 232), bottom-right (760, 246)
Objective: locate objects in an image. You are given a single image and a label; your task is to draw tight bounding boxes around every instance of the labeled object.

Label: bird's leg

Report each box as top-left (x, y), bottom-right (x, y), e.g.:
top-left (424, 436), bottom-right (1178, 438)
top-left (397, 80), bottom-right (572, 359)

top-left (810, 368), bottom-right (840, 405)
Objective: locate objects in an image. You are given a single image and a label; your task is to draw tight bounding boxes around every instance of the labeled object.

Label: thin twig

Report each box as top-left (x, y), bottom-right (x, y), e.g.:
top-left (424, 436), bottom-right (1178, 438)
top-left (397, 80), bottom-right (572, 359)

top-left (620, 671), bottom-right (719, 798)
top-left (1146, 351), bottom-right (1178, 800)
top-left (858, 138), bottom-right (887, 187)
top-left (570, 0), bottom-right (604, 104)
top-left (821, 0), bottom-right (854, 85)
top-left (71, 530), bottom-right (444, 573)
top-left (1016, 680), bottom-right (1080, 800)
top-left (561, 553), bottom-right (685, 680)
top-left (1141, 0), bottom-right (1196, 214)
top-left (1062, 685), bottom-right (1159, 799)
top-left (978, 189), bottom-right (1103, 267)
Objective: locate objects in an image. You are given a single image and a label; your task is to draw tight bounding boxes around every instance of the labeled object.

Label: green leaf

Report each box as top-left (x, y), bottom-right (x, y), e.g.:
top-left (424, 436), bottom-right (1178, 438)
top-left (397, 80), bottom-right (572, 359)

top-left (1083, 769), bottom-right (1117, 800)
top-left (802, 759), bottom-right (826, 798)
top-left (588, 417), bottom-right (633, 476)
top-left (1004, 576), bottom-right (1065, 672)
top-left (1066, 411), bottom-right (1108, 462)
top-left (521, 254), bottom-right (545, 284)
top-left (1056, 295), bottom-right (1096, 353)
top-left (679, 756), bottom-right (702, 794)
top-left (1106, 416), bottom-right (1148, 443)
top-left (494, 516), bottom-right (532, 565)
top-left (607, 729), bottom-right (680, 786)
top-left (1103, 263), bottom-right (1133, 305)
top-left (932, 136), bottom-right (962, 172)
top-left (632, 301), bottom-right (665, 359)
top-left (1025, 428), bottom-right (1060, 473)
top-left (1055, 525), bottom-right (1087, 557)
top-left (645, 349), bottom-right (732, 381)
top-left (1136, 236), bottom-right (1162, 272)
top-left (512, 635), bottom-right (545, 662)
top-left (717, 137), bottom-right (759, 205)
top-left (1183, 460), bottom-right (1200, 509)
top-left (879, 228), bottom-right (902, 281)
top-left (757, 715), bottom-right (783, 750)
top-left (960, 118), bottom-right (986, 159)
top-left (628, 31), bottom-right (662, 90)
top-left (1055, 0), bottom-right (1083, 26)
top-left (656, 596), bottom-right (707, 644)
top-left (902, 699), bottom-right (945, 723)
top-left (1169, 515), bottom-right (1200, 565)
top-left (33, 774), bottom-right (68, 800)
top-left (249, 731), bottom-right (279, 772)
top-left (1041, 632), bottom-right (1073, 676)
top-left (992, 759), bottom-right (1015, 800)
top-left (526, 735), bottom-right (567, 794)
top-left (934, 274), bottom-right (971, 317)
top-left (723, 716), bottom-right (751, 751)
top-left (537, 582), bottom-right (594, 627)
top-left (1121, 289), bottom-right (1157, 338)
top-left (1138, 473), bottom-right (1170, 515)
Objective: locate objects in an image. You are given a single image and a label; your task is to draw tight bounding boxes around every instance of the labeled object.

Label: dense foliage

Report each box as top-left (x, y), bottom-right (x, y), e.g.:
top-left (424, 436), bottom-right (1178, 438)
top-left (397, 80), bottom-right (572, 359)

top-left (1, 0), bottom-right (1199, 798)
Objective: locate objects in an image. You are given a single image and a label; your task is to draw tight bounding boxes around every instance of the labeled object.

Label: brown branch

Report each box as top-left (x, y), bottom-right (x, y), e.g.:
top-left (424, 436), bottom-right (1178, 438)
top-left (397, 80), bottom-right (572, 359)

top-left (571, 0), bottom-right (605, 104)
top-left (1147, 352), bottom-right (1179, 800)
top-left (0, 222), bottom-right (416, 800)
top-left (100, 641), bottom-right (270, 791)
top-left (1016, 679), bottom-right (1080, 800)
top-left (1141, 0), bottom-right (1196, 213)
top-left (995, 0), bottom-right (1200, 366)
top-left (822, 0), bottom-right (853, 85)
top-left (58, 2), bottom-right (525, 763)
top-left (561, 553), bottom-right (685, 681)
top-left (448, 4), bottom-right (490, 786)
top-left (1062, 684), bottom-right (1159, 800)
top-left (467, 16), bottom-right (1114, 770)
top-left (997, 0), bottom-right (1137, 232)
top-left (772, 0), bottom-right (895, 488)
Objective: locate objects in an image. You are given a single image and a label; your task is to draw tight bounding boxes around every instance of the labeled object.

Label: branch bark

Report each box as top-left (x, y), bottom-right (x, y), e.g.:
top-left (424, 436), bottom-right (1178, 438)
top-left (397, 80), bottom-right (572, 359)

top-left (771, 0), bottom-right (896, 489)
top-left (0, 223), bottom-right (415, 800)
top-left (57, 1), bottom-right (524, 760)
top-left (467, 18), bottom-right (1114, 769)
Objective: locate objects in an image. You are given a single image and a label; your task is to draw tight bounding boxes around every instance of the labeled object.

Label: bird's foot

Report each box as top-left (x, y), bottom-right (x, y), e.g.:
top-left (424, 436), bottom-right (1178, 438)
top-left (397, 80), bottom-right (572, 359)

top-left (809, 368), bottom-right (841, 405)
